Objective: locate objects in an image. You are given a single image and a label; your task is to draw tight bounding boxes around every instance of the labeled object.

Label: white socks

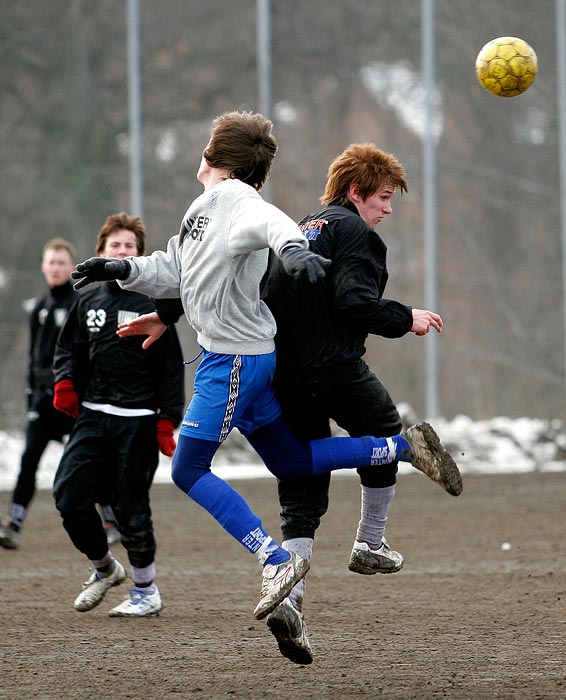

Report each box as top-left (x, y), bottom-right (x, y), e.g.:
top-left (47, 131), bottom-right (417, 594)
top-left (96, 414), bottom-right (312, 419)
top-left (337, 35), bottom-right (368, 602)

top-left (9, 503), bottom-right (26, 529)
top-left (282, 537), bottom-right (314, 612)
top-left (132, 562), bottom-right (156, 591)
top-left (355, 484), bottom-right (396, 550)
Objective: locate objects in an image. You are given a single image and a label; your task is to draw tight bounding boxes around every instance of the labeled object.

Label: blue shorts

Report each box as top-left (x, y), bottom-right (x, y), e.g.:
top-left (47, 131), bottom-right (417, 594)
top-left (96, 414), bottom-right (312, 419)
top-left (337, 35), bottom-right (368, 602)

top-left (180, 350), bottom-right (282, 442)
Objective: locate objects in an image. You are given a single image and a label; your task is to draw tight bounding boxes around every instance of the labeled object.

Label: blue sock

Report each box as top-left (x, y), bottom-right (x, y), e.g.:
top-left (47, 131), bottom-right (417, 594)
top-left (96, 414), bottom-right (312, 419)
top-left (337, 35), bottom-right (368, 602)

top-left (264, 549), bottom-right (291, 566)
top-left (188, 472), bottom-right (288, 565)
top-left (247, 415), bottom-right (410, 481)
top-left (310, 434), bottom-right (410, 475)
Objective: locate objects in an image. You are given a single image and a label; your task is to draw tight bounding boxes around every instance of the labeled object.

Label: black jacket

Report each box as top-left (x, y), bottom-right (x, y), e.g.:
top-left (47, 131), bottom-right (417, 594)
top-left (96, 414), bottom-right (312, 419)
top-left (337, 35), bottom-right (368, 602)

top-left (28, 280), bottom-right (77, 398)
top-left (53, 282), bottom-right (185, 426)
top-left (262, 201), bottom-right (413, 375)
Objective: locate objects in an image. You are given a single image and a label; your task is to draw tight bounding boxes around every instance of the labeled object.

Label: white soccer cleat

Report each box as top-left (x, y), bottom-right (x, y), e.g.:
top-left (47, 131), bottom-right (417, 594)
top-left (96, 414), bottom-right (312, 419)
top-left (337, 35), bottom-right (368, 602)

top-left (266, 598), bottom-right (313, 665)
top-left (254, 551), bottom-right (310, 620)
top-left (73, 561), bottom-right (128, 612)
top-left (404, 422), bottom-right (463, 496)
top-left (109, 586), bottom-right (163, 617)
top-left (348, 539), bottom-right (404, 575)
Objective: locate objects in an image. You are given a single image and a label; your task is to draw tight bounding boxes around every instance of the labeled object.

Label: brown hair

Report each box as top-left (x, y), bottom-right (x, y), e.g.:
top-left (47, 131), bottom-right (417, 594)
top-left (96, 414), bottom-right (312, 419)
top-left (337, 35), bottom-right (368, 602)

top-left (96, 212), bottom-right (146, 255)
top-left (203, 111), bottom-right (277, 190)
top-left (42, 238), bottom-right (77, 262)
top-left (321, 143), bottom-right (408, 206)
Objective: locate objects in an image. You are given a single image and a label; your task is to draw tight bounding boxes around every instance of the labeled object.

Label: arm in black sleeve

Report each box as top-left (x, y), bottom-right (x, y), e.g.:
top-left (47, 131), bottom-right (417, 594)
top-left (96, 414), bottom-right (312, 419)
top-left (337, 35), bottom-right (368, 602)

top-left (332, 251), bottom-right (413, 338)
top-left (27, 303), bottom-right (39, 394)
top-left (322, 217), bottom-right (414, 339)
top-left (52, 298), bottom-right (89, 391)
top-left (339, 297), bottom-right (413, 338)
top-left (153, 297), bottom-right (185, 326)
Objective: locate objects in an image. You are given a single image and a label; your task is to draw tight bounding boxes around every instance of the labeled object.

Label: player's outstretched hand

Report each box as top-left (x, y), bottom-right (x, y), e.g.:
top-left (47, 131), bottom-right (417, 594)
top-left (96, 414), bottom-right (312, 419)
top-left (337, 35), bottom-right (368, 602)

top-left (279, 245), bottom-right (332, 284)
top-left (117, 311), bottom-right (167, 350)
top-left (71, 257), bottom-right (131, 290)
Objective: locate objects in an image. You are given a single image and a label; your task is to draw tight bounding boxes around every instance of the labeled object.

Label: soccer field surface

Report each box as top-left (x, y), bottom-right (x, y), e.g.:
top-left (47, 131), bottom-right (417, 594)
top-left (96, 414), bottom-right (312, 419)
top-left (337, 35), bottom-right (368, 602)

top-left (1, 472), bottom-right (564, 699)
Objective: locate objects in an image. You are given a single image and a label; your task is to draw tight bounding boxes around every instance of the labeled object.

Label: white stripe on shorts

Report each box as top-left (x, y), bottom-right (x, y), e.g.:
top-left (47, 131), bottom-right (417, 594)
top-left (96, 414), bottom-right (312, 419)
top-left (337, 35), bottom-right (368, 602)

top-left (219, 355), bottom-right (242, 442)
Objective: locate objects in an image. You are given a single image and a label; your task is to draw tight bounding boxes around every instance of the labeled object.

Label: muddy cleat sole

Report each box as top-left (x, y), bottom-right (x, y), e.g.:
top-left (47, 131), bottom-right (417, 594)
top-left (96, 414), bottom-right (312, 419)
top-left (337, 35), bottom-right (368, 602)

top-left (109, 586), bottom-right (163, 617)
top-left (348, 539), bottom-right (404, 575)
top-left (404, 422), bottom-right (463, 496)
top-left (267, 598), bottom-right (313, 665)
top-left (74, 561), bottom-right (128, 612)
top-left (254, 552), bottom-right (310, 620)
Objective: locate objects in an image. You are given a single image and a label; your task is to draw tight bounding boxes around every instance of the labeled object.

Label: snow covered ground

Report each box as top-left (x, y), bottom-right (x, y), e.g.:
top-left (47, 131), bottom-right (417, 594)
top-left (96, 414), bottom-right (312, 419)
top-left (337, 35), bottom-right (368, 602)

top-left (0, 407), bottom-right (564, 493)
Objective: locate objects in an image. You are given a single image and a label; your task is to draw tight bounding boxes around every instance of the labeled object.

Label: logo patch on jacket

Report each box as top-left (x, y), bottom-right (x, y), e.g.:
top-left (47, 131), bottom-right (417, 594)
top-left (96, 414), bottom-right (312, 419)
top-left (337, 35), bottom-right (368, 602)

top-left (299, 218), bottom-right (328, 240)
top-left (54, 308), bottom-right (69, 327)
top-left (118, 310), bottom-right (140, 325)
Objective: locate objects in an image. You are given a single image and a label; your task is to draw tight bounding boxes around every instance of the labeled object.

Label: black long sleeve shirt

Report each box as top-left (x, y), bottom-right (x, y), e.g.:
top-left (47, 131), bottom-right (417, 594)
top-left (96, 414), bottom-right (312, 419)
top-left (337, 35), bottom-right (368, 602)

top-left (28, 280), bottom-right (77, 396)
top-left (53, 282), bottom-right (185, 426)
top-left (262, 201), bottom-right (413, 376)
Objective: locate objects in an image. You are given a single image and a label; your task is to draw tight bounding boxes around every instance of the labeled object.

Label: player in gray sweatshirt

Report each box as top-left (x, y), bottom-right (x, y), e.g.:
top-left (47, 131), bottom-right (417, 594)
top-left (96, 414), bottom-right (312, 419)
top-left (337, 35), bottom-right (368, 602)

top-left (72, 111), bottom-right (461, 621)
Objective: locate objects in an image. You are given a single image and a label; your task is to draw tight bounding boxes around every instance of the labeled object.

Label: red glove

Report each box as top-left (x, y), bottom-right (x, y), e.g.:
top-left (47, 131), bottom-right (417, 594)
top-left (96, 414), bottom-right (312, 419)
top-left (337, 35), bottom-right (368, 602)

top-left (156, 419), bottom-right (176, 457)
top-left (53, 379), bottom-right (79, 419)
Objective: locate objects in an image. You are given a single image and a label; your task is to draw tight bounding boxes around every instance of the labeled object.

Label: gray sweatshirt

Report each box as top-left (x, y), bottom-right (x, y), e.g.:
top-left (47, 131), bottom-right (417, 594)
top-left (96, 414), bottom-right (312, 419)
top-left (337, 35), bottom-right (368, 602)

top-left (119, 179), bottom-right (307, 355)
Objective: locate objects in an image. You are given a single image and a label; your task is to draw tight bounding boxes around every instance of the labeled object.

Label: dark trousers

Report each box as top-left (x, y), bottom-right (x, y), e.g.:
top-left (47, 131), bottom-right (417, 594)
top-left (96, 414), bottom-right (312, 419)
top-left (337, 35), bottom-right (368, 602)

top-left (12, 393), bottom-right (74, 510)
top-left (273, 359), bottom-right (402, 540)
top-left (53, 408), bottom-right (159, 568)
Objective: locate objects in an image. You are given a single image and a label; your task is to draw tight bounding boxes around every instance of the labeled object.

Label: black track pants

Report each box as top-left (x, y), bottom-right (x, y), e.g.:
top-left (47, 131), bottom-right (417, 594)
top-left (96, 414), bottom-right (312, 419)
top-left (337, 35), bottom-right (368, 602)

top-left (273, 360), bottom-right (402, 540)
top-left (53, 408), bottom-right (159, 568)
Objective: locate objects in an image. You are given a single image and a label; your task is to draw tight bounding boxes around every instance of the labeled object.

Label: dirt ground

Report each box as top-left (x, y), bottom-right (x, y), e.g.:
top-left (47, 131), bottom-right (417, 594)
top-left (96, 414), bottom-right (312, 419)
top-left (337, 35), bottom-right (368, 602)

top-left (1, 470), bottom-right (565, 700)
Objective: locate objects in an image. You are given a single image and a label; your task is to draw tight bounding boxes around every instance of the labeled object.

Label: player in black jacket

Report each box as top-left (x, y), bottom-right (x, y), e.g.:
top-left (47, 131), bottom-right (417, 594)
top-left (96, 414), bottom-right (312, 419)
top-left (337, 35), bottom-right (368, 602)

top-left (262, 143), bottom-right (448, 664)
top-left (52, 213), bottom-right (185, 617)
top-left (0, 239), bottom-right (77, 550)
top-left (107, 149), bottom-right (459, 648)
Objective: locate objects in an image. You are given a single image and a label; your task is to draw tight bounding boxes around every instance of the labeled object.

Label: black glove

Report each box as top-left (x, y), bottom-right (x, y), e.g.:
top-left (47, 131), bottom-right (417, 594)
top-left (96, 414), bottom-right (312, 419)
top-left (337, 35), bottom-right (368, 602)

top-left (71, 257), bottom-right (131, 290)
top-left (279, 245), bottom-right (331, 284)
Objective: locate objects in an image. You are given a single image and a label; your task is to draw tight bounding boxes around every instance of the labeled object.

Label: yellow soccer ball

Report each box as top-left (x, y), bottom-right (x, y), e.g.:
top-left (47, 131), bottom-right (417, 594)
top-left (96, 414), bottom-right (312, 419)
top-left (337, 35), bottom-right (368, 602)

top-left (475, 36), bottom-right (537, 97)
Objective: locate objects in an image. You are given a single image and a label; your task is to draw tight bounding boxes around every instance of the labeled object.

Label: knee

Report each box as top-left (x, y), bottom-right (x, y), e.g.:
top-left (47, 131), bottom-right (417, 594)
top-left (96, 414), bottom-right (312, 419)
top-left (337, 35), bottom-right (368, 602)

top-left (171, 454), bottom-right (207, 494)
top-left (53, 478), bottom-right (89, 518)
top-left (278, 473), bottom-right (330, 516)
top-left (171, 456), bottom-right (189, 492)
top-left (171, 436), bottom-right (218, 495)
top-left (53, 480), bottom-right (69, 514)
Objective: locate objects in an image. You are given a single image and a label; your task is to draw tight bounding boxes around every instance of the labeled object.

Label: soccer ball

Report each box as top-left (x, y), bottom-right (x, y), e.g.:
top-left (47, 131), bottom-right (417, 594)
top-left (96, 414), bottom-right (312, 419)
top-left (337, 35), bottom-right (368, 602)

top-left (475, 36), bottom-right (537, 97)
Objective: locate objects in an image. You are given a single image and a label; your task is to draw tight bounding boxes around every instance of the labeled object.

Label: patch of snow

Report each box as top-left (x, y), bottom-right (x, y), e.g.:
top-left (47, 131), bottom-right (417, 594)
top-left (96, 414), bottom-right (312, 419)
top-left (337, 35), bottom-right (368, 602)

top-left (0, 412), bottom-right (563, 493)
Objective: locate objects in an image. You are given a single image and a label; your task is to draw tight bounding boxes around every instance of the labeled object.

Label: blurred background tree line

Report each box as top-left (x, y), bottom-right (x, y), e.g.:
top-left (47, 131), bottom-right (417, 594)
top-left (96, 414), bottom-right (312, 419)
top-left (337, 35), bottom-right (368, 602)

top-left (0, 0), bottom-right (563, 430)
